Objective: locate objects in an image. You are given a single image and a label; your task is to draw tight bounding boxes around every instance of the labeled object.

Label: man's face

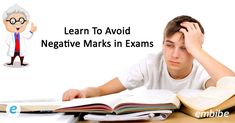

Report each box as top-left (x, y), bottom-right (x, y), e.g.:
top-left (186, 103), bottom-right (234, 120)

top-left (163, 32), bottom-right (194, 71)
top-left (3, 13), bottom-right (28, 33)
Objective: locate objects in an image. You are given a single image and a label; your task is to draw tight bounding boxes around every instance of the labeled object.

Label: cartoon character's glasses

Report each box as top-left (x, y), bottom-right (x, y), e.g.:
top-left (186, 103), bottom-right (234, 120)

top-left (6, 17), bottom-right (27, 25)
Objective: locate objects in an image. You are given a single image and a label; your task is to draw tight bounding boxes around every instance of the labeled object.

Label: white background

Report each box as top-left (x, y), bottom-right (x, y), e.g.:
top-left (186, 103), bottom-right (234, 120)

top-left (0, 0), bottom-right (235, 101)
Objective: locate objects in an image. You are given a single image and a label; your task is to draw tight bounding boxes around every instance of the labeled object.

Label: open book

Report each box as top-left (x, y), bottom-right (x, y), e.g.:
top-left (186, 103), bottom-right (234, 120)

top-left (177, 76), bottom-right (235, 118)
top-left (0, 90), bottom-right (179, 114)
top-left (55, 90), bottom-right (179, 121)
top-left (56, 90), bottom-right (180, 115)
top-left (56, 77), bottom-right (235, 119)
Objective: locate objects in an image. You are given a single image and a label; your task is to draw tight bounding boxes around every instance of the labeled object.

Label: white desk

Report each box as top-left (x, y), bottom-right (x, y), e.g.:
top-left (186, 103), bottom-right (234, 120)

top-left (0, 113), bottom-right (78, 123)
top-left (1, 111), bottom-right (235, 123)
top-left (79, 111), bottom-right (235, 123)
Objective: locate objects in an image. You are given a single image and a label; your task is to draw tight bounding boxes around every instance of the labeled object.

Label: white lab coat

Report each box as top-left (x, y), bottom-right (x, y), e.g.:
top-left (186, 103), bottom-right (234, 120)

top-left (6, 32), bottom-right (33, 57)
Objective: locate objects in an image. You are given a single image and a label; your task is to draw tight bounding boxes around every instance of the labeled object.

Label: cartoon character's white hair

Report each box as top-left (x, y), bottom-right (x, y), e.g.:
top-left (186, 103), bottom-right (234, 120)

top-left (2, 4), bottom-right (30, 20)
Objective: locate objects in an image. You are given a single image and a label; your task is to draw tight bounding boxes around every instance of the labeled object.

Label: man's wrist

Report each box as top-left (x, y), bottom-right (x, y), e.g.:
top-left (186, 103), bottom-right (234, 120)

top-left (191, 48), bottom-right (205, 60)
top-left (80, 89), bottom-right (87, 98)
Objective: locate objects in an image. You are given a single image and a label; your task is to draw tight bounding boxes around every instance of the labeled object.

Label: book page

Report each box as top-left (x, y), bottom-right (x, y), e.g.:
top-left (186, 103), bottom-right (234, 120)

top-left (84, 110), bottom-right (172, 121)
top-left (115, 90), bottom-right (180, 106)
top-left (114, 90), bottom-right (180, 109)
top-left (217, 76), bottom-right (235, 89)
top-left (177, 87), bottom-right (235, 111)
top-left (57, 92), bottom-right (128, 110)
top-left (57, 90), bottom-right (180, 114)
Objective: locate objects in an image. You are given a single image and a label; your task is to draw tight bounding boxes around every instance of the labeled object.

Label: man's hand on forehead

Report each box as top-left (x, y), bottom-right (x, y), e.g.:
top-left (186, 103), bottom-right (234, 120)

top-left (180, 22), bottom-right (202, 33)
top-left (179, 22), bottom-right (204, 55)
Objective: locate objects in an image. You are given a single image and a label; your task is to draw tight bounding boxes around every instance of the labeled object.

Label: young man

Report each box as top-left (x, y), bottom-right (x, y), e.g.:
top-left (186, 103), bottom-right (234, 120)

top-left (2, 4), bottom-right (37, 66)
top-left (63, 15), bottom-right (235, 101)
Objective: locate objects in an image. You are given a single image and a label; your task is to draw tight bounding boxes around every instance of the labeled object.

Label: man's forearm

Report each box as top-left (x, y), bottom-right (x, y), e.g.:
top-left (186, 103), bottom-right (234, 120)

top-left (82, 87), bottom-right (102, 98)
top-left (192, 49), bottom-right (235, 82)
top-left (82, 77), bottom-right (126, 98)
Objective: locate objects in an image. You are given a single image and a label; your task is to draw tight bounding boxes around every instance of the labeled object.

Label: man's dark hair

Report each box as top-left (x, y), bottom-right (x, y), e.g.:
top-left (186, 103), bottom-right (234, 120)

top-left (164, 15), bottom-right (204, 40)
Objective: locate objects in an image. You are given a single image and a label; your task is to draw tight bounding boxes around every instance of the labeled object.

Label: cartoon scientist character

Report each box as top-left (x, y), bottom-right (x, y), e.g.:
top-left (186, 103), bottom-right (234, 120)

top-left (2, 4), bottom-right (37, 66)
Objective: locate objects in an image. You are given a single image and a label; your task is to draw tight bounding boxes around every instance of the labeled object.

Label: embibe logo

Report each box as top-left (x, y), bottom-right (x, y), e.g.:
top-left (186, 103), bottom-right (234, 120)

top-left (6, 104), bottom-right (21, 117)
